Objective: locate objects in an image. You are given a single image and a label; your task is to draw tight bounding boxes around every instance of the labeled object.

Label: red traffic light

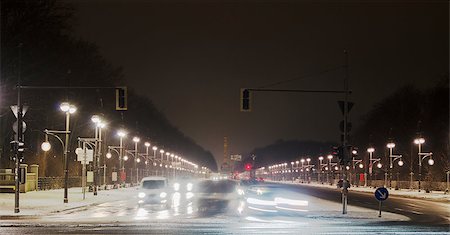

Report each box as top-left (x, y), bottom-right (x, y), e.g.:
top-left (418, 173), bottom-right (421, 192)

top-left (245, 163), bottom-right (252, 171)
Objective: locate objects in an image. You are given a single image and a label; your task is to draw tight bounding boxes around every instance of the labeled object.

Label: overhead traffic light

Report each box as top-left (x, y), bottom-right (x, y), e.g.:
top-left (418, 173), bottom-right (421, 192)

top-left (335, 145), bottom-right (356, 166)
top-left (115, 87), bottom-right (128, 111)
top-left (245, 163), bottom-right (252, 171)
top-left (240, 88), bottom-right (251, 112)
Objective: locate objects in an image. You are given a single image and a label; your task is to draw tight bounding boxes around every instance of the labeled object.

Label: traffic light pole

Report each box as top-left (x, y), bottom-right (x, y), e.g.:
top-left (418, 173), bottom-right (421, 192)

top-left (14, 90), bottom-right (22, 213)
top-left (341, 50), bottom-right (350, 215)
top-left (14, 44), bottom-right (23, 213)
top-left (241, 51), bottom-right (352, 215)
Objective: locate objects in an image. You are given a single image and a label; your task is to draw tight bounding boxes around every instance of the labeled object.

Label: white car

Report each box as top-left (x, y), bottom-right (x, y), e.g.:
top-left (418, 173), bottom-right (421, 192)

top-left (137, 176), bottom-right (171, 208)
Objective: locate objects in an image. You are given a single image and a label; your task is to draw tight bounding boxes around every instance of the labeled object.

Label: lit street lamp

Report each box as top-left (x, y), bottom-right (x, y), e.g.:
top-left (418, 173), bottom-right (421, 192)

top-left (60, 102), bottom-right (76, 203)
top-left (117, 130), bottom-right (127, 185)
top-left (91, 115), bottom-right (105, 196)
top-left (144, 142), bottom-right (150, 176)
top-left (327, 155), bottom-right (333, 185)
top-left (387, 142), bottom-right (403, 189)
top-left (414, 137), bottom-right (433, 192)
top-left (133, 137), bottom-right (140, 184)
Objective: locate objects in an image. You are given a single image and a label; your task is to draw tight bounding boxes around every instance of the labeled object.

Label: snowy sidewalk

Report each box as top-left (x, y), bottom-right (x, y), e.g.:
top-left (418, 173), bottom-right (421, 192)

top-left (0, 187), bottom-right (137, 218)
top-left (268, 180), bottom-right (450, 202)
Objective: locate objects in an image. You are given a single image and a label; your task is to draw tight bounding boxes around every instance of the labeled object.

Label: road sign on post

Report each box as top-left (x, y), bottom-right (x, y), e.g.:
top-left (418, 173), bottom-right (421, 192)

top-left (375, 187), bottom-right (389, 217)
top-left (230, 154), bottom-right (242, 161)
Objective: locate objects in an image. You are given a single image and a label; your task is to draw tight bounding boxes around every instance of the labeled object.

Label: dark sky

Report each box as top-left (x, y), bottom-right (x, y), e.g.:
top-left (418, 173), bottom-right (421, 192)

top-left (69, 0), bottom-right (448, 165)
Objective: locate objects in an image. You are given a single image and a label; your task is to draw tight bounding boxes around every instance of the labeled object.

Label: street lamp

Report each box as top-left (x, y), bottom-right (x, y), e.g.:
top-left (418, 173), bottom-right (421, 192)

top-left (60, 102), bottom-right (76, 203)
top-left (91, 115), bottom-right (105, 196)
top-left (41, 141), bottom-right (51, 152)
top-left (318, 156), bottom-right (324, 183)
top-left (117, 130), bottom-right (127, 185)
top-left (414, 137), bottom-right (433, 192)
top-left (144, 142), bottom-right (150, 176)
top-left (387, 142), bottom-right (403, 189)
top-left (327, 155), bottom-right (333, 185)
top-left (159, 149), bottom-right (165, 176)
top-left (133, 137), bottom-right (140, 184)
top-left (306, 158), bottom-right (312, 183)
top-left (366, 147), bottom-right (374, 187)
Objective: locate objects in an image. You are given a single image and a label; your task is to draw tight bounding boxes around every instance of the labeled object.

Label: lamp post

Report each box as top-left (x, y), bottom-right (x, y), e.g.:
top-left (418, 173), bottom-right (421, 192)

top-left (117, 130), bottom-right (127, 185)
top-left (306, 158), bottom-right (311, 183)
top-left (290, 162), bottom-right (294, 182)
top-left (386, 142), bottom-right (395, 188)
top-left (300, 159), bottom-right (305, 182)
top-left (152, 146), bottom-right (158, 175)
top-left (387, 142), bottom-right (404, 189)
top-left (414, 137), bottom-right (433, 192)
top-left (165, 152), bottom-right (170, 177)
top-left (91, 115), bottom-right (105, 196)
top-left (367, 147), bottom-right (374, 187)
top-left (59, 102), bottom-right (76, 203)
top-left (159, 149), bottom-right (165, 176)
top-left (133, 137), bottom-right (140, 185)
top-left (327, 155), bottom-right (333, 185)
top-left (145, 142), bottom-right (150, 177)
top-left (318, 156), bottom-right (324, 183)
top-left (106, 146), bottom-right (121, 184)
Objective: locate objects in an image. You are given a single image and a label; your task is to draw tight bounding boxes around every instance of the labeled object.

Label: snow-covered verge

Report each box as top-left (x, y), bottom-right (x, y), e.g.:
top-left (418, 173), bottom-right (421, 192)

top-left (0, 187), bottom-right (138, 217)
top-left (269, 180), bottom-right (450, 202)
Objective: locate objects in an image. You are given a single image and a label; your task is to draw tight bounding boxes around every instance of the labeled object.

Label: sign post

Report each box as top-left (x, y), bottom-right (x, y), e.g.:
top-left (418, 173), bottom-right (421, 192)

top-left (76, 144), bottom-right (93, 200)
top-left (375, 187), bottom-right (389, 217)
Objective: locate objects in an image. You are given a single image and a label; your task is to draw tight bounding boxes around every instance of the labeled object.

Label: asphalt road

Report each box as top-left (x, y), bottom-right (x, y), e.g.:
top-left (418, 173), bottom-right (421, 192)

top-left (281, 182), bottom-right (450, 225)
top-left (0, 180), bottom-right (449, 234)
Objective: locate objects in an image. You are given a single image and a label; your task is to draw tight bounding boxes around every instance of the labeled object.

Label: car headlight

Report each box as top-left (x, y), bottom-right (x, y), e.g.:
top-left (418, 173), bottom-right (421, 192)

top-left (138, 192), bottom-right (146, 198)
top-left (186, 183), bottom-right (193, 191)
top-left (237, 188), bottom-right (245, 195)
top-left (256, 188), bottom-right (263, 195)
top-left (160, 192), bottom-right (167, 198)
top-left (173, 183), bottom-right (180, 191)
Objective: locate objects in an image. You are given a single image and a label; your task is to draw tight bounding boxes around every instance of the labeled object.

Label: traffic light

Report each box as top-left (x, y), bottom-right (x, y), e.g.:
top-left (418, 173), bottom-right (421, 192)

top-left (240, 88), bottom-right (251, 112)
top-left (10, 141), bottom-right (25, 153)
top-left (338, 145), bottom-right (355, 166)
top-left (245, 163), bottom-right (252, 171)
top-left (115, 87), bottom-right (128, 111)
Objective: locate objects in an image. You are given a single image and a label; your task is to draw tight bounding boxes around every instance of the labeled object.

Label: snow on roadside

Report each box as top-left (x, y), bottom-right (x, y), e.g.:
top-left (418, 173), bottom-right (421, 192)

top-left (0, 187), bottom-right (138, 217)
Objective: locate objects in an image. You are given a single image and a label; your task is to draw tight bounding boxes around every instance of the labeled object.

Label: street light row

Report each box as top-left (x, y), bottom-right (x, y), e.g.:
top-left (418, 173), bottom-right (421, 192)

top-left (40, 102), bottom-right (208, 189)
top-left (263, 138), bottom-right (434, 191)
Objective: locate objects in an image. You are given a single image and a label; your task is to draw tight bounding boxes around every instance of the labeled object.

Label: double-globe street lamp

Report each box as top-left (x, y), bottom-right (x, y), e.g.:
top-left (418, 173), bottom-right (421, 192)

top-left (117, 130), bottom-right (127, 185)
top-left (386, 142), bottom-right (404, 189)
top-left (41, 102), bottom-right (76, 203)
top-left (367, 147), bottom-right (382, 187)
top-left (414, 137), bottom-right (434, 192)
top-left (90, 115), bottom-right (106, 196)
top-left (132, 137), bottom-right (140, 184)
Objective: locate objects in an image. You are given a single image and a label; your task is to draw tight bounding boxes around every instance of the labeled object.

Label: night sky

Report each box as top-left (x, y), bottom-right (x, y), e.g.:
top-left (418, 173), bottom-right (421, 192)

top-left (69, 0), bottom-right (448, 165)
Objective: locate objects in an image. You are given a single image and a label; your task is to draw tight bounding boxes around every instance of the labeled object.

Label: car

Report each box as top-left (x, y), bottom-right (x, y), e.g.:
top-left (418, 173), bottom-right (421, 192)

top-left (238, 184), bottom-right (309, 215)
top-left (137, 176), bottom-right (171, 208)
top-left (194, 179), bottom-right (238, 213)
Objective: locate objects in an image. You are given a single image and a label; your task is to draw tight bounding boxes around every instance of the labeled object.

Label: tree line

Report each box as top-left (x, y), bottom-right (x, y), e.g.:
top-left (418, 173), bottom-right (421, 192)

top-left (0, 0), bottom-right (218, 176)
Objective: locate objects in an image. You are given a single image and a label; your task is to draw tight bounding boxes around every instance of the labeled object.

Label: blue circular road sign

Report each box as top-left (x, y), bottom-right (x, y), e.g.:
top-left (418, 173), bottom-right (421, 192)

top-left (375, 187), bottom-right (389, 201)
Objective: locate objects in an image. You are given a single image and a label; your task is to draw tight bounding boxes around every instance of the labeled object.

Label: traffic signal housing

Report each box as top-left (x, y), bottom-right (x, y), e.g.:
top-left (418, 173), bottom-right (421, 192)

top-left (115, 87), bottom-right (128, 111)
top-left (240, 88), bottom-right (251, 112)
